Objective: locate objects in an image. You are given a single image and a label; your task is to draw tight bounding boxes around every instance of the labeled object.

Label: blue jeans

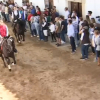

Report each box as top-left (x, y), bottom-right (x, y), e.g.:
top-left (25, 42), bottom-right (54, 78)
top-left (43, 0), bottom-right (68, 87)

top-left (95, 46), bottom-right (98, 60)
top-left (61, 31), bottom-right (66, 42)
top-left (64, 19), bottom-right (67, 33)
top-left (31, 29), bottom-right (36, 36)
top-left (39, 30), bottom-right (44, 40)
top-left (5, 14), bottom-right (10, 22)
top-left (70, 37), bottom-right (76, 52)
top-left (75, 33), bottom-right (79, 46)
top-left (35, 23), bottom-right (39, 36)
top-left (81, 45), bottom-right (89, 58)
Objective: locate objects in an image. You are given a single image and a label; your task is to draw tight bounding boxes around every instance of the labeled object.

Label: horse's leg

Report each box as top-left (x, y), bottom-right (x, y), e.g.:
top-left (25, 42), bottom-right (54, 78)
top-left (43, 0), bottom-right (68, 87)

top-left (1, 54), bottom-right (6, 67)
top-left (15, 33), bottom-right (18, 42)
top-left (23, 33), bottom-right (25, 41)
top-left (6, 58), bottom-right (11, 71)
top-left (12, 53), bottom-right (16, 65)
top-left (18, 34), bottom-right (21, 43)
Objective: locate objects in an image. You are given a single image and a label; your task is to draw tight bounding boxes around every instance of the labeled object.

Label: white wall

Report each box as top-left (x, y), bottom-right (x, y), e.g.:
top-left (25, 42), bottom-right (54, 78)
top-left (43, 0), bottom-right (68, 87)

top-left (29, 0), bottom-right (45, 11)
top-left (85, 0), bottom-right (100, 18)
top-left (85, 0), bottom-right (100, 23)
top-left (14, 0), bottom-right (22, 7)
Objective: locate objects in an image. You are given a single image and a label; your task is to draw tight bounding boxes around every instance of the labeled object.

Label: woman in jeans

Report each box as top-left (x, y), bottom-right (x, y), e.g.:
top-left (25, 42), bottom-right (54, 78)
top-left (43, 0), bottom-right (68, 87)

top-left (34, 13), bottom-right (40, 37)
top-left (80, 26), bottom-right (90, 60)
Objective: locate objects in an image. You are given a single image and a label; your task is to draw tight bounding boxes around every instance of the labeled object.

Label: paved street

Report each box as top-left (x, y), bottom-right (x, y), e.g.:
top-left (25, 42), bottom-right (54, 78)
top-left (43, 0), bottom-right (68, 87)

top-left (0, 23), bottom-right (100, 100)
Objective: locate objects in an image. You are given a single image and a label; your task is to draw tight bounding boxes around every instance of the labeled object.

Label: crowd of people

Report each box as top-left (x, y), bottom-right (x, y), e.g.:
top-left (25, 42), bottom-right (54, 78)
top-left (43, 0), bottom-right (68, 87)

top-left (0, 1), bottom-right (100, 66)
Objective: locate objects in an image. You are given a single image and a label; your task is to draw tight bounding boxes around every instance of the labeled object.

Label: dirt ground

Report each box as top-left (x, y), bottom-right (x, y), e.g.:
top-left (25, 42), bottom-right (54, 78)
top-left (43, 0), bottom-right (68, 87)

top-left (0, 23), bottom-right (100, 100)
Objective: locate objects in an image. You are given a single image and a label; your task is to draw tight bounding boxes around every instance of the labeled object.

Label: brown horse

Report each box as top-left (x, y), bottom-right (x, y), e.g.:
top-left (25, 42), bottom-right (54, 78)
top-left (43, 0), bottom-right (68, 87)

top-left (0, 36), bottom-right (16, 71)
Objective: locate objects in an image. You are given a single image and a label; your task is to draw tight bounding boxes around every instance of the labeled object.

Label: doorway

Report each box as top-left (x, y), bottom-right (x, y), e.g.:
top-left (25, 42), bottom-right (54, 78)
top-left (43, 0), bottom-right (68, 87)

top-left (49, 0), bottom-right (54, 9)
top-left (71, 2), bottom-right (82, 17)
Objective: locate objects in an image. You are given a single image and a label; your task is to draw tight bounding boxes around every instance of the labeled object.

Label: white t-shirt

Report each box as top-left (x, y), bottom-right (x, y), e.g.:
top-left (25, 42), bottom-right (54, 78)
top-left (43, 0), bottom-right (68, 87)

top-left (64, 10), bottom-right (70, 20)
top-left (49, 24), bottom-right (55, 33)
top-left (23, 6), bottom-right (27, 10)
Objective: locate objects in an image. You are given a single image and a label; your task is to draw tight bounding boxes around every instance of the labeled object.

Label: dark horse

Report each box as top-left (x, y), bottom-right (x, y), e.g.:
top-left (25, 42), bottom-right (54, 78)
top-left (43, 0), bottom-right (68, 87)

top-left (0, 36), bottom-right (16, 71)
top-left (13, 19), bottom-right (26, 43)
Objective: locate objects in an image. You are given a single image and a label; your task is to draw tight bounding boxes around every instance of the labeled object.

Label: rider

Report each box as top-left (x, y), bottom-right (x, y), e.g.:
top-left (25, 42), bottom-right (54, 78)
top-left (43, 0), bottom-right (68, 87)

top-left (0, 18), bottom-right (17, 53)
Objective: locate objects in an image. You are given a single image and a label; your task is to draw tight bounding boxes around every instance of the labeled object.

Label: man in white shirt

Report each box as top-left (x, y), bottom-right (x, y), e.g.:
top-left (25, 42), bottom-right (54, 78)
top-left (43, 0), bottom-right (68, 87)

top-left (64, 7), bottom-right (70, 20)
top-left (64, 7), bottom-right (70, 33)
top-left (67, 19), bottom-right (76, 53)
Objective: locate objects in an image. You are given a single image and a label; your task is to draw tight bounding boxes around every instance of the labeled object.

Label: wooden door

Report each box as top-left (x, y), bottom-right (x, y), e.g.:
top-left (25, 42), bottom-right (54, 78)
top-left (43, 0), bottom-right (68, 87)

top-left (49, 0), bottom-right (54, 9)
top-left (79, 3), bottom-right (82, 17)
top-left (71, 2), bottom-right (82, 17)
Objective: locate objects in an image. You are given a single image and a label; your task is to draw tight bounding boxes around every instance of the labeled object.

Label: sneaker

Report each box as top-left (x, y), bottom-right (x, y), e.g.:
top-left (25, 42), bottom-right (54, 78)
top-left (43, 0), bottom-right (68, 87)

top-left (37, 36), bottom-right (39, 37)
top-left (93, 58), bottom-right (97, 62)
top-left (31, 35), bottom-right (33, 37)
top-left (85, 58), bottom-right (88, 60)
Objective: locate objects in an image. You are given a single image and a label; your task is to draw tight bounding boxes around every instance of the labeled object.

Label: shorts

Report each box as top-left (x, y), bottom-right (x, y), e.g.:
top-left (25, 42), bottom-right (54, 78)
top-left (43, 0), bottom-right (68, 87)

top-left (56, 33), bottom-right (61, 38)
top-left (97, 51), bottom-right (100, 57)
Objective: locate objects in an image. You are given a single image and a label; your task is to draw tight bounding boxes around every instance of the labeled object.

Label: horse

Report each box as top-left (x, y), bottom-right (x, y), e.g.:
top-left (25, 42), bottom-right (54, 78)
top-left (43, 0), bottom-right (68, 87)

top-left (13, 19), bottom-right (26, 43)
top-left (0, 36), bottom-right (16, 71)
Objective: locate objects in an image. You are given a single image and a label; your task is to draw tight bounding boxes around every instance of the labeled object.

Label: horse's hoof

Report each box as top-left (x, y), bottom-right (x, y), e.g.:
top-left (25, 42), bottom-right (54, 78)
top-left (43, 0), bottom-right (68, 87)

top-left (12, 62), bottom-right (15, 65)
top-left (19, 41), bottom-right (21, 43)
top-left (9, 69), bottom-right (11, 72)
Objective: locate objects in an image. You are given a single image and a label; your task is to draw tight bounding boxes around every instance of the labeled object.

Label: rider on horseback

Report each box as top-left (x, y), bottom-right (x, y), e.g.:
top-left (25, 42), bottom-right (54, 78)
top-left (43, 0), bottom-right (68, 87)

top-left (0, 19), bottom-right (17, 53)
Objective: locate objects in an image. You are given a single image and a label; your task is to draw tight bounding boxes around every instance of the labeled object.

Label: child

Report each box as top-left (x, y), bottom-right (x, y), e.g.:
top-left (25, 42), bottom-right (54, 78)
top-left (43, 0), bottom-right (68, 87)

top-left (49, 21), bottom-right (56, 42)
top-left (94, 30), bottom-right (100, 65)
top-left (42, 18), bottom-right (48, 42)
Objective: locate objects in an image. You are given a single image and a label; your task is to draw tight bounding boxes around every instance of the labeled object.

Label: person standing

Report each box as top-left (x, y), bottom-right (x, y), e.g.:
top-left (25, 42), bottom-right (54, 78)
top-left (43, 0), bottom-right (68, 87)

top-left (34, 13), bottom-right (40, 37)
top-left (67, 20), bottom-right (76, 53)
top-left (1, 4), bottom-right (7, 21)
top-left (74, 12), bottom-right (79, 24)
top-left (49, 21), bottom-right (56, 42)
top-left (89, 23), bottom-right (95, 54)
top-left (55, 17), bottom-right (61, 46)
top-left (72, 16), bottom-right (79, 47)
top-left (88, 11), bottom-right (93, 19)
top-left (80, 26), bottom-right (90, 59)
top-left (64, 7), bottom-right (70, 32)
top-left (31, 6), bottom-right (36, 16)
top-left (59, 15), bottom-right (66, 42)
top-left (42, 18), bottom-right (48, 42)
top-left (5, 5), bottom-right (10, 22)
top-left (27, 11), bottom-right (33, 31)
top-left (94, 30), bottom-right (100, 65)
top-left (12, 7), bottom-right (19, 21)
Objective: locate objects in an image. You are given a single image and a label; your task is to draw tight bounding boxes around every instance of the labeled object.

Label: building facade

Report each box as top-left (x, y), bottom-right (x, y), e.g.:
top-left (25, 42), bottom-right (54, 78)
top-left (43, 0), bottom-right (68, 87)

top-left (7, 0), bottom-right (100, 20)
